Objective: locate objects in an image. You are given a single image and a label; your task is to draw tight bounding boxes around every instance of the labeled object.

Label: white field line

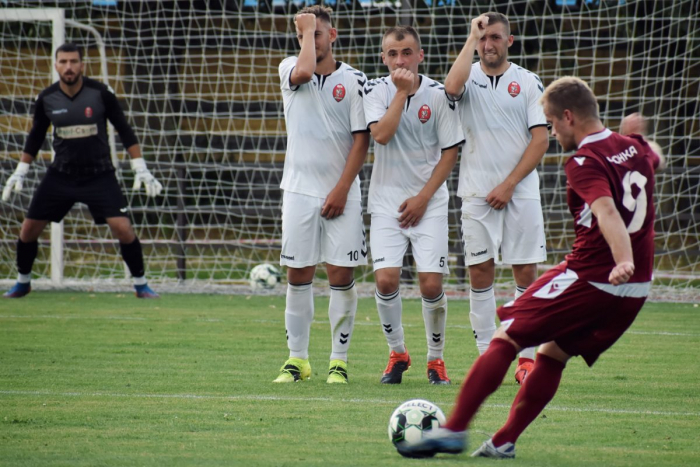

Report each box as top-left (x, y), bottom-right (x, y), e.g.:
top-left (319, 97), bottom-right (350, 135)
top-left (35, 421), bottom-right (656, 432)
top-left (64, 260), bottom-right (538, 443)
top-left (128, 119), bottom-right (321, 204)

top-left (0, 315), bottom-right (697, 337)
top-left (1, 389), bottom-right (698, 418)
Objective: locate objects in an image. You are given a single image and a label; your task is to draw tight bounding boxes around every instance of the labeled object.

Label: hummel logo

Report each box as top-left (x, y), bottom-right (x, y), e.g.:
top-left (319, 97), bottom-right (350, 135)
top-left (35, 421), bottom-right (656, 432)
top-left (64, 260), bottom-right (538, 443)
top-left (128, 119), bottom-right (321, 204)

top-left (471, 249), bottom-right (487, 257)
top-left (373, 257), bottom-right (385, 263)
top-left (119, 207), bottom-right (128, 213)
top-left (361, 249), bottom-right (367, 258)
top-left (357, 79), bottom-right (366, 87)
top-left (52, 109), bottom-right (68, 114)
top-left (383, 323), bottom-right (393, 334)
top-left (472, 79), bottom-right (487, 89)
top-left (432, 333), bottom-right (441, 343)
top-left (340, 332), bottom-right (349, 344)
top-left (364, 87), bottom-right (373, 94)
top-left (281, 254), bottom-right (295, 260)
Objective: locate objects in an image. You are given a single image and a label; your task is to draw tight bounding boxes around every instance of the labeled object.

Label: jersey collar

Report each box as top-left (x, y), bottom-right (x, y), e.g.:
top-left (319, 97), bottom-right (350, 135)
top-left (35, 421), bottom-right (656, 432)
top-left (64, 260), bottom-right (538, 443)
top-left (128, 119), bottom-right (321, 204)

top-left (578, 128), bottom-right (612, 149)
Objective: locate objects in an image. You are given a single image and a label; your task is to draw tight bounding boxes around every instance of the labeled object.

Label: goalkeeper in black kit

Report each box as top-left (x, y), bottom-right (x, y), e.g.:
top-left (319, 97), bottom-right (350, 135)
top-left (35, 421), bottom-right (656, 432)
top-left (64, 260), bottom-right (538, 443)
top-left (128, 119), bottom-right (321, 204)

top-left (2, 43), bottom-right (161, 299)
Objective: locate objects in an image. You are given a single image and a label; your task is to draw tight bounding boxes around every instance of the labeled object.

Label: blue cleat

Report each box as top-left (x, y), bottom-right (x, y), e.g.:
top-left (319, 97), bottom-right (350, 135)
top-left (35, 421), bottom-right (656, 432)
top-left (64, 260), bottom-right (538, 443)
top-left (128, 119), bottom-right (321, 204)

top-left (134, 283), bottom-right (159, 299)
top-left (396, 428), bottom-right (467, 459)
top-left (3, 282), bottom-right (31, 298)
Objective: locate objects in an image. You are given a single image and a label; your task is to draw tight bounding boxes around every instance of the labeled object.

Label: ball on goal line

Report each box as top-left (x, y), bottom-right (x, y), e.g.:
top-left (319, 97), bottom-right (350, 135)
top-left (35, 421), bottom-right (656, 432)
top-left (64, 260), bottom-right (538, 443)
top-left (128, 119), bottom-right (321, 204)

top-left (388, 399), bottom-right (446, 448)
top-left (248, 263), bottom-right (281, 290)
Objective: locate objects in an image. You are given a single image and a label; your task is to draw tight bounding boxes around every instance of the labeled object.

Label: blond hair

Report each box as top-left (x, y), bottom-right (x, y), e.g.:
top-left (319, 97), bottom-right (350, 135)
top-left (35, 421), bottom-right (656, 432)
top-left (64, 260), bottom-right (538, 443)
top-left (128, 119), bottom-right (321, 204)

top-left (542, 76), bottom-right (600, 121)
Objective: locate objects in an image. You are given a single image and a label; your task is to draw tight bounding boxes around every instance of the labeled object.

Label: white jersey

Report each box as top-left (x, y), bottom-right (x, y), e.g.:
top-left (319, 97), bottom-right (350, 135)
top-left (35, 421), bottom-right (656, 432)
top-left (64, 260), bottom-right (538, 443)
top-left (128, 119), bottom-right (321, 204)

top-left (279, 57), bottom-right (368, 200)
top-left (364, 75), bottom-right (465, 218)
top-left (455, 62), bottom-right (547, 200)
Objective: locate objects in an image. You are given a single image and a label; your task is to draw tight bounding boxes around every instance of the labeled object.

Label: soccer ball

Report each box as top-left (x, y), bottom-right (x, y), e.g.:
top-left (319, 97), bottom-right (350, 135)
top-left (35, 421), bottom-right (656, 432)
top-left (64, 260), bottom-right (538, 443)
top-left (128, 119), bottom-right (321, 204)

top-left (388, 399), bottom-right (446, 447)
top-left (248, 263), bottom-right (281, 290)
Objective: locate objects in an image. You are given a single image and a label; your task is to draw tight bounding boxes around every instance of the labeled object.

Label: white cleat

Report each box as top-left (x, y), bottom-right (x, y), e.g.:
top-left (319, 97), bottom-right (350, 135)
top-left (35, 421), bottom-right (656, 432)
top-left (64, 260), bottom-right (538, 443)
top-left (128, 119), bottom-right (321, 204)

top-left (471, 438), bottom-right (516, 459)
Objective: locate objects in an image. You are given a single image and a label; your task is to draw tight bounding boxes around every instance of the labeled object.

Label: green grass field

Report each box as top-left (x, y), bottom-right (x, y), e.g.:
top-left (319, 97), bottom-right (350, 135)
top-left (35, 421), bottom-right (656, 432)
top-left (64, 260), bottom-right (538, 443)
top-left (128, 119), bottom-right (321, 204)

top-left (1, 293), bottom-right (698, 466)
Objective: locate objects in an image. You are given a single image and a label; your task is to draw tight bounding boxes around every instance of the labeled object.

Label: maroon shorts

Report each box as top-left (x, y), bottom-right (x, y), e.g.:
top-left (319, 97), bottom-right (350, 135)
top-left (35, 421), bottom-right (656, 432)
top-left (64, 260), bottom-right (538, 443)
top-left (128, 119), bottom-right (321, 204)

top-left (497, 263), bottom-right (647, 366)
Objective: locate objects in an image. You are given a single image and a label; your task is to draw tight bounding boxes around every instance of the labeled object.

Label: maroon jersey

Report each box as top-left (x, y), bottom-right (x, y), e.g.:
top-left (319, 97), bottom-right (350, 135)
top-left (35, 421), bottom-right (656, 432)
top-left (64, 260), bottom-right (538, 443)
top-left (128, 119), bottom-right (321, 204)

top-left (564, 129), bottom-right (659, 283)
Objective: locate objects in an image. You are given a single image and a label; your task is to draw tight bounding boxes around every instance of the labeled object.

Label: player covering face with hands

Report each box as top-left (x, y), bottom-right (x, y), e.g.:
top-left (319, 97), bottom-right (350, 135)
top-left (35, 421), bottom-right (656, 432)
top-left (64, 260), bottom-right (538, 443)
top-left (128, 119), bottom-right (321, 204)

top-left (3, 43), bottom-right (161, 299)
top-left (273, 6), bottom-right (370, 384)
top-left (364, 26), bottom-right (465, 385)
top-left (397, 76), bottom-right (660, 460)
top-left (443, 12), bottom-right (550, 384)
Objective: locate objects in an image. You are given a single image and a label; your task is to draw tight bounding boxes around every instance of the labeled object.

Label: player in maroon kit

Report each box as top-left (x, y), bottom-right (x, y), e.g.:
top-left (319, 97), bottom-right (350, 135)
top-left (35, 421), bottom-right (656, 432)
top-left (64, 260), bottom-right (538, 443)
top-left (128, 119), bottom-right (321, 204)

top-left (396, 76), bottom-right (661, 459)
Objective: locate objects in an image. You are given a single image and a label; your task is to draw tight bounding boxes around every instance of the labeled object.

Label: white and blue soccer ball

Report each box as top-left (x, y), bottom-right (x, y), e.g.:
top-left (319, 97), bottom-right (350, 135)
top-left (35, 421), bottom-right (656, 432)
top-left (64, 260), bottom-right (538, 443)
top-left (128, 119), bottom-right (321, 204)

top-left (249, 263), bottom-right (281, 290)
top-left (388, 399), bottom-right (446, 447)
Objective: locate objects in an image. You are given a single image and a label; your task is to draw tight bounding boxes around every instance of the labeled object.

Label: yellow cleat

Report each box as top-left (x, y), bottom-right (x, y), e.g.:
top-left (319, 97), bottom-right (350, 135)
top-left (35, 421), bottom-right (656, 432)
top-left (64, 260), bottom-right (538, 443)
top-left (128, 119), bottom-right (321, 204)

top-left (326, 359), bottom-right (348, 384)
top-left (273, 357), bottom-right (311, 383)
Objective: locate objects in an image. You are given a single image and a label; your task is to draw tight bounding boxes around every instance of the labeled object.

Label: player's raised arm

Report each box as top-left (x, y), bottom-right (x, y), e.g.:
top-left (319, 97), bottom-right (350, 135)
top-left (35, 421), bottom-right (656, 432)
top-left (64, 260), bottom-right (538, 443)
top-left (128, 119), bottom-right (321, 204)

top-left (620, 113), bottom-right (666, 171)
top-left (444, 15), bottom-right (489, 98)
top-left (368, 69), bottom-right (414, 145)
top-left (290, 13), bottom-right (320, 85)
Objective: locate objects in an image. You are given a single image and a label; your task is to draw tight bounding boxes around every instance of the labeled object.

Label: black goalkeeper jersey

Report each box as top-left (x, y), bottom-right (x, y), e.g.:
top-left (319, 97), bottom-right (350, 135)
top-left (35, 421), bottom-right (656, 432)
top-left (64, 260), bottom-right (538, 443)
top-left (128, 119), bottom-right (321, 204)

top-left (23, 77), bottom-right (138, 178)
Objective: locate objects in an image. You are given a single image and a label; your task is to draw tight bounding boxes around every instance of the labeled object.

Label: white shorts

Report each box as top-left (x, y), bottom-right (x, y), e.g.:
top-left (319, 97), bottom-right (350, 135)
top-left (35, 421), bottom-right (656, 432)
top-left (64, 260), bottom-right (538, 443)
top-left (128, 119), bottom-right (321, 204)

top-left (370, 214), bottom-right (449, 274)
top-left (461, 197), bottom-right (547, 266)
top-left (281, 191), bottom-right (367, 268)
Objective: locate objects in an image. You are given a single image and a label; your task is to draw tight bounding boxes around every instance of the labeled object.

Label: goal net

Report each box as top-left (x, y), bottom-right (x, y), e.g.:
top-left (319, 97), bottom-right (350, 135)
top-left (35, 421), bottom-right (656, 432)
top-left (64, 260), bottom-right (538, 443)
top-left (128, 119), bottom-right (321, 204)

top-left (1, 1), bottom-right (698, 300)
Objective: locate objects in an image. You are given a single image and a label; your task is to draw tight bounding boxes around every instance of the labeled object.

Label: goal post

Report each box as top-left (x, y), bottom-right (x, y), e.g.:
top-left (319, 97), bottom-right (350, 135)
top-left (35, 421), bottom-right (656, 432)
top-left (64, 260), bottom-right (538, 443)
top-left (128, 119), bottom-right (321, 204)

top-left (0, 1), bottom-right (698, 300)
top-left (1, 8), bottom-right (65, 286)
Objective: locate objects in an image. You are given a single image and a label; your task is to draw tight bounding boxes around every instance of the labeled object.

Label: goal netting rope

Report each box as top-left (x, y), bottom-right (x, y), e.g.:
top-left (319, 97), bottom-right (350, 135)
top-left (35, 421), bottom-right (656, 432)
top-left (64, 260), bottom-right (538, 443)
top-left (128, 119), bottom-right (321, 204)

top-left (1, 1), bottom-right (698, 301)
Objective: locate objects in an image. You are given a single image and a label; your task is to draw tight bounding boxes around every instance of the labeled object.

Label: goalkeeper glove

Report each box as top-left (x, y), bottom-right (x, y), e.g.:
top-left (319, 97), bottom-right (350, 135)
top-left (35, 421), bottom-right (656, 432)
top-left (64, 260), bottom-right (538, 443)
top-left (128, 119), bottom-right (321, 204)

top-left (2, 161), bottom-right (30, 202)
top-left (130, 158), bottom-right (163, 197)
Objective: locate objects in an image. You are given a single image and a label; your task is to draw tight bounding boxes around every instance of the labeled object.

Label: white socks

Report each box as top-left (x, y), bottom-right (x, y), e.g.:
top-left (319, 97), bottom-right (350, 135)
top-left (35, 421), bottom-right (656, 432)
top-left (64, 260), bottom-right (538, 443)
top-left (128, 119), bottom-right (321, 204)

top-left (469, 286), bottom-right (497, 355)
top-left (328, 281), bottom-right (357, 362)
top-left (376, 288), bottom-right (405, 353)
top-left (422, 292), bottom-right (447, 361)
top-left (133, 276), bottom-right (147, 286)
top-left (285, 282), bottom-right (314, 360)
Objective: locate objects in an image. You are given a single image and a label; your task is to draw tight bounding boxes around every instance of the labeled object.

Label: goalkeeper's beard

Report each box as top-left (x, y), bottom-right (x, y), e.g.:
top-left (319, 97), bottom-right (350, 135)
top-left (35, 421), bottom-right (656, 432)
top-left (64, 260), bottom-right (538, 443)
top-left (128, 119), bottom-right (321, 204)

top-left (60, 71), bottom-right (82, 86)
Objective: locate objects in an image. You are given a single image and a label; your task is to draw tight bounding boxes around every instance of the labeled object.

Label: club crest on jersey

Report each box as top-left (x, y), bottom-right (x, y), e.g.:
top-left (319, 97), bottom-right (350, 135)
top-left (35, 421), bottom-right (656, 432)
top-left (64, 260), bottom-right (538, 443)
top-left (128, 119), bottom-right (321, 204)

top-left (508, 81), bottom-right (521, 98)
top-left (332, 84), bottom-right (346, 102)
top-left (85, 107), bottom-right (93, 118)
top-left (418, 104), bottom-right (431, 123)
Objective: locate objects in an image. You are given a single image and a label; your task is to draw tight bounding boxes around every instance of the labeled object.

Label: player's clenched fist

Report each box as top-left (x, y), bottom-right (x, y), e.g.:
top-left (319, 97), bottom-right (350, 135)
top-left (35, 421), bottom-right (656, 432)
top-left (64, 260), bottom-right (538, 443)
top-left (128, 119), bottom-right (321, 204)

top-left (295, 13), bottom-right (317, 34)
top-left (609, 261), bottom-right (635, 285)
top-left (391, 68), bottom-right (414, 94)
top-left (470, 15), bottom-right (490, 41)
top-left (619, 112), bottom-right (648, 136)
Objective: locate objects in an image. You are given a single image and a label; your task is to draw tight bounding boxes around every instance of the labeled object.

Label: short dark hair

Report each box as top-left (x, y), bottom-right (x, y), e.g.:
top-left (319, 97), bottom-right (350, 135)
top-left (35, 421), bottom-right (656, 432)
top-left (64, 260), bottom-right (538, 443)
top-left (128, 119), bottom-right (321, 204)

top-left (382, 25), bottom-right (421, 49)
top-left (542, 76), bottom-right (600, 121)
top-left (296, 5), bottom-right (333, 27)
top-left (55, 43), bottom-right (83, 61)
top-left (483, 11), bottom-right (510, 36)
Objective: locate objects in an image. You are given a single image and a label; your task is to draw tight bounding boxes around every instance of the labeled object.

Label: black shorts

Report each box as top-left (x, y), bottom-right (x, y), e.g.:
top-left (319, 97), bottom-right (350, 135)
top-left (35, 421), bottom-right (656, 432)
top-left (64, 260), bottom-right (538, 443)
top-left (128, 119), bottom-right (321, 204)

top-left (27, 168), bottom-right (129, 225)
